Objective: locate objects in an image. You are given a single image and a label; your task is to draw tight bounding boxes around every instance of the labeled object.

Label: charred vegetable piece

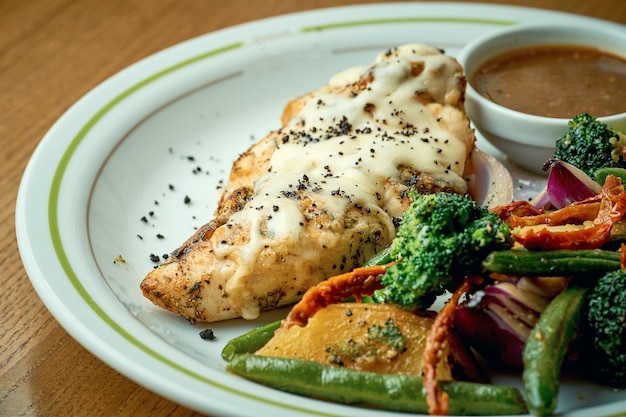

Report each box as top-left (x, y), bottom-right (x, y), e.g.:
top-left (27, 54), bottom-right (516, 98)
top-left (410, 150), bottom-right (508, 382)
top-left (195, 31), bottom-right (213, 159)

top-left (482, 248), bottom-right (621, 276)
top-left (522, 285), bottom-right (589, 417)
top-left (511, 175), bottom-right (626, 251)
top-left (283, 264), bottom-right (389, 328)
top-left (227, 354), bottom-right (528, 416)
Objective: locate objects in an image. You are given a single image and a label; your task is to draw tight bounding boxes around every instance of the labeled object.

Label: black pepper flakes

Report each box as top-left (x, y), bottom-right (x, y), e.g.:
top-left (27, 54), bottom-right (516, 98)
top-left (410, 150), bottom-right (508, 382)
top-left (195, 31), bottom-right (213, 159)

top-left (199, 328), bottom-right (216, 341)
top-left (281, 190), bottom-right (300, 200)
top-left (187, 281), bottom-right (200, 293)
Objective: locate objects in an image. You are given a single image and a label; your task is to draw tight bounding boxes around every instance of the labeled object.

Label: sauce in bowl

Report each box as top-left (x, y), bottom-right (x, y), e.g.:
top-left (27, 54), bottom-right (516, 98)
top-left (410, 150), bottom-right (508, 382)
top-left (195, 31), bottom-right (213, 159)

top-left (470, 45), bottom-right (626, 118)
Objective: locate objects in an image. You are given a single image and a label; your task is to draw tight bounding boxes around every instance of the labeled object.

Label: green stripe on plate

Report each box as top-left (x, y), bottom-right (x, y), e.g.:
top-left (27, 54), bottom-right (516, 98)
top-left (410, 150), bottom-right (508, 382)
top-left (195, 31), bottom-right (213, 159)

top-left (301, 16), bottom-right (515, 32)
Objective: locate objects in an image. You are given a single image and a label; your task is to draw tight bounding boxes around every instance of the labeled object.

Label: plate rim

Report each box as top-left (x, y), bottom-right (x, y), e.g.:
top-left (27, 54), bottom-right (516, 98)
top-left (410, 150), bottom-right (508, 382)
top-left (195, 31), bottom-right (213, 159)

top-left (15, 2), bottom-right (626, 416)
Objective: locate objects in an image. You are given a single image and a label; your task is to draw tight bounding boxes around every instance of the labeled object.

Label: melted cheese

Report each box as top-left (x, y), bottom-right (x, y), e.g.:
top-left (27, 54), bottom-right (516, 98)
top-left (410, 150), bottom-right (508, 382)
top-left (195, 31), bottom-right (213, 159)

top-left (214, 43), bottom-right (474, 319)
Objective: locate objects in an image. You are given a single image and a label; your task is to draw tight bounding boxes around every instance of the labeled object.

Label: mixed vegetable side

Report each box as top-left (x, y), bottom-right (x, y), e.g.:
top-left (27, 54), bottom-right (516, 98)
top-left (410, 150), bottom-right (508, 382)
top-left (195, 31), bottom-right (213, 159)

top-left (221, 113), bottom-right (626, 416)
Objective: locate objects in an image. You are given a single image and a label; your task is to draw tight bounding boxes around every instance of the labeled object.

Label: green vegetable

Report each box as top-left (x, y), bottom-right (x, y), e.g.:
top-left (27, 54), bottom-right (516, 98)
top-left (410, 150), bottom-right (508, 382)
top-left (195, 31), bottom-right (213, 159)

top-left (227, 354), bottom-right (528, 415)
top-left (376, 191), bottom-right (513, 309)
top-left (363, 245), bottom-right (392, 266)
top-left (522, 285), bottom-right (589, 417)
top-left (221, 320), bottom-right (281, 361)
top-left (482, 248), bottom-right (621, 276)
top-left (583, 269), bottom-right (626, 389)
top-left (553, 112), bottom-right (626, 178)
top-left (594, 166), bottom-right (626, 186)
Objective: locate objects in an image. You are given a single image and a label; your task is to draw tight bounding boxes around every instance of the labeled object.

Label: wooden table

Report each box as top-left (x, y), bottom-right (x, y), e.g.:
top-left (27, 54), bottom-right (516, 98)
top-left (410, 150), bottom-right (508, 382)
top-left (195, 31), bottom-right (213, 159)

top-left (2, 1), bottom-right (624, 416)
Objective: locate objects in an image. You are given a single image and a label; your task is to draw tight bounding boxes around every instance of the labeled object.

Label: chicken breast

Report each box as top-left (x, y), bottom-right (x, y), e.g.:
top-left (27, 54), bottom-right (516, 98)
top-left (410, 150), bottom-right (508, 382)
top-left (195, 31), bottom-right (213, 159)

top-left (140, 43), bottom-right (476, 322)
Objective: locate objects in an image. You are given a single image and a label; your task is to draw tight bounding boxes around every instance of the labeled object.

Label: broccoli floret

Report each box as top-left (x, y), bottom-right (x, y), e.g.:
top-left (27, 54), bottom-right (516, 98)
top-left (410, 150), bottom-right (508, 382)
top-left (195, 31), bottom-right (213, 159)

top-left (377, 191), bottom-right (513, 309)
top-left (583, 269), bottom-right (626, 389)
top-left (553, 112), bottom-right (626, 178)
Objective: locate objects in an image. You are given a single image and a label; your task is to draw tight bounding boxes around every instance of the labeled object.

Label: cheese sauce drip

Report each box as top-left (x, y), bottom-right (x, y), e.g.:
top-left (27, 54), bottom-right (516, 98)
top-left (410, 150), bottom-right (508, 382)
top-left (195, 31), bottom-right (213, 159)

top-left (217, 43), bottom-right (474, 319)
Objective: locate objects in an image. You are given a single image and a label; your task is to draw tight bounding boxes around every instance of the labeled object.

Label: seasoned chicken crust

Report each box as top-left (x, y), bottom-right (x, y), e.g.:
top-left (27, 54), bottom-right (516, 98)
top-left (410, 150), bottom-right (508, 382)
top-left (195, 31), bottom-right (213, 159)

top-left (140, 43), bottom-right (476, 322)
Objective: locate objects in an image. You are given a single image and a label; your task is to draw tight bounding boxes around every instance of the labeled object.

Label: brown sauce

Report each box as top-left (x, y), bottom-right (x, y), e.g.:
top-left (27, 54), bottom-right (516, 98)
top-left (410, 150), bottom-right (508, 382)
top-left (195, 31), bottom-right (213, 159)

top-left (471, 45), bottom-right (626, 118)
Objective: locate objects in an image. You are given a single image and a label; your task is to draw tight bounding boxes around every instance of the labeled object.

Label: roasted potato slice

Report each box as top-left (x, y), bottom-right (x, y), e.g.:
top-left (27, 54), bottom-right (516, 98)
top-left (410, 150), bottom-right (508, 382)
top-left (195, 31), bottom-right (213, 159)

top-left (256, 303), bottom-right (485, 381)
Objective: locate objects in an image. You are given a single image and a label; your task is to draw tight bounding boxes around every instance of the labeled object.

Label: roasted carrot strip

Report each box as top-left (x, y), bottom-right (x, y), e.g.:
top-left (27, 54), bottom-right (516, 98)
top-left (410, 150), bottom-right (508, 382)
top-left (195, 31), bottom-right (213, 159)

top-left (283, 264), bottom-right (391, 328)
top-left (423, 276), bottom-right (474, 416)
top-left (490, 200), bottom-right (543, 223)
top-left (507, 201), bottom-right (601, 228)
top-left (513, 175), bottom-right (626, 250)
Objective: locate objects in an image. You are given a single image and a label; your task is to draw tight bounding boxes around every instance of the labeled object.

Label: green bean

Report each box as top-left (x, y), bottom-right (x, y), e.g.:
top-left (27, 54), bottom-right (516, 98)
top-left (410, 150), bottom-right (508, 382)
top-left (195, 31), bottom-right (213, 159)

top-left (522, 285), bottom-right (589, 416)
top-left (483, 249), bottom-right (620, 276)
top-left (364, 245), bottom-right (392, 266)
top-left (594, 167), bottom-right (626, 185)
top-left (227, 354), bottom-right (528, 415)
top-left (221, 320), bottom-right (281, 361)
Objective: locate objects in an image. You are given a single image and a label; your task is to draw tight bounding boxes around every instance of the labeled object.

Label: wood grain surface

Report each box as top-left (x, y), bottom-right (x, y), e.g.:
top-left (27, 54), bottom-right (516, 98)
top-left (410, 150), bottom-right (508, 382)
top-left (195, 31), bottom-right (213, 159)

top-left (2, 1), bottom-right (625, 416)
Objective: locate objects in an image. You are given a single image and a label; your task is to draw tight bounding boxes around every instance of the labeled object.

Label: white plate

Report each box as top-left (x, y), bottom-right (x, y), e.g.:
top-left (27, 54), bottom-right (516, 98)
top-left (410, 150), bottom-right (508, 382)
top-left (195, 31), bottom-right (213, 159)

top-left (16, 3), bottom-right (626, 416)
